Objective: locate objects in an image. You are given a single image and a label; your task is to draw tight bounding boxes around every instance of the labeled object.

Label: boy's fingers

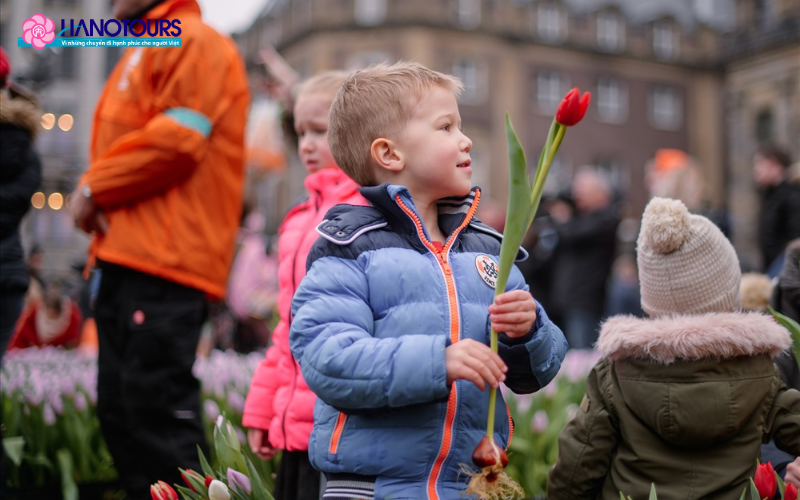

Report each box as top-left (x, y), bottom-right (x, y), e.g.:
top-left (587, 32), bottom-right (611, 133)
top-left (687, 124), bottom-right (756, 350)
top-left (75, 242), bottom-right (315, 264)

top-left (492, 311), bottom-right (535, 325)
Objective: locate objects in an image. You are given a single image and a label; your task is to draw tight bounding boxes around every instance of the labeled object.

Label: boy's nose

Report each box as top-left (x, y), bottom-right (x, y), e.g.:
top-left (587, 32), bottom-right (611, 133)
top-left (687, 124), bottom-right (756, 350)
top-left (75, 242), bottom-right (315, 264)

top-left (461, 135), bottom-right (472, 153)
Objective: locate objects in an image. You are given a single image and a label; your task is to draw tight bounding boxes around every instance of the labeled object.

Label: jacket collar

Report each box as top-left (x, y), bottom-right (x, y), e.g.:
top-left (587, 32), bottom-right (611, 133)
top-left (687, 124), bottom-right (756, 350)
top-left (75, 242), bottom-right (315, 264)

top-left (359, 184), bottom-right (481, 237)
top-left (304, 168), bottom-right (359, 204)
top-left (0, 92), bottom-right (40, 137)
top-left (596, 312), bottom-right (791, 365)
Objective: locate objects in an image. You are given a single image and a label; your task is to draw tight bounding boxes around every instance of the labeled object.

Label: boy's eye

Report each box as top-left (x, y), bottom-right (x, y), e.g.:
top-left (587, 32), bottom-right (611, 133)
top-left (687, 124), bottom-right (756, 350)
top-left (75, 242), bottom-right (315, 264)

top-left (442, 124), bottom-right (451, 131)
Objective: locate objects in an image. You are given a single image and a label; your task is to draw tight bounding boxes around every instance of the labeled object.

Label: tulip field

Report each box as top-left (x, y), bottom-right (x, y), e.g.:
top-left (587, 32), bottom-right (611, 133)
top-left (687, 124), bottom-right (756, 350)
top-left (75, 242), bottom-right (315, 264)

top-left (0, 347), bottom-right (599, 499)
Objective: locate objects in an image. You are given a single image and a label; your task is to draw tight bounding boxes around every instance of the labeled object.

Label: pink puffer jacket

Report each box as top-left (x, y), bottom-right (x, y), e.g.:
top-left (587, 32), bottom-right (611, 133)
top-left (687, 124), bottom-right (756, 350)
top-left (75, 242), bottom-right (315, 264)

top-left (242, 168), bottom-right (365, 451)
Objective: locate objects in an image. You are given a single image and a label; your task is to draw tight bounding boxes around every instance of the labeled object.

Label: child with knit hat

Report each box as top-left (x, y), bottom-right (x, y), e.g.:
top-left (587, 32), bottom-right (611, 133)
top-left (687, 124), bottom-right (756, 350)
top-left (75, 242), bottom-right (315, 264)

top-left (548, 197), bottom-right (800, 499)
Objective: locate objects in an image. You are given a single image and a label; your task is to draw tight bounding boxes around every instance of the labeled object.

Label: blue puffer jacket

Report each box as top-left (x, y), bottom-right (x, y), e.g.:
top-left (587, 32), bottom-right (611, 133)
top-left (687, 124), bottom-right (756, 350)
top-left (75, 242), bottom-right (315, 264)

top-left (290, 184), bottom-right (568, 500)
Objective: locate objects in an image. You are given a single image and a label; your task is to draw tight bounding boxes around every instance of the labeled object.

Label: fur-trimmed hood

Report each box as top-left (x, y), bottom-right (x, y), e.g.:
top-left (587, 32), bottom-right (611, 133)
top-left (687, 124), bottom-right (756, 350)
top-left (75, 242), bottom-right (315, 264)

top-left (597, 312), bottom-right (790, 364)
top-left (0, 92), bottom-right (40, 138)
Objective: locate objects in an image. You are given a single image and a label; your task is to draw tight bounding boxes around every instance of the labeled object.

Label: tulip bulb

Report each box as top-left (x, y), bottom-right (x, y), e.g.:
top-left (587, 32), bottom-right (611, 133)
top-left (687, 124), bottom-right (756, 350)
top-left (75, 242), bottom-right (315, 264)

top-left (464, 436), bottom-right (523, 499)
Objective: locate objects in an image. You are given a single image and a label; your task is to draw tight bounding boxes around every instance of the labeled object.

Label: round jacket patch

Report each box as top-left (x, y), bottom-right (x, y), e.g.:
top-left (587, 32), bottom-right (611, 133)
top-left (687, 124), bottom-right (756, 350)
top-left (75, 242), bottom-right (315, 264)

top-left (475, 254), bottom-right (499, 288)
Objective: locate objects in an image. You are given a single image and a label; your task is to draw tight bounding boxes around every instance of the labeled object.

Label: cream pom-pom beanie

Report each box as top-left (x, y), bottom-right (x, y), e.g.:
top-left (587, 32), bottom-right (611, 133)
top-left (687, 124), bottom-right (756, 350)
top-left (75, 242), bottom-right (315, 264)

top-left (637, 197), bottom-right (741, 317)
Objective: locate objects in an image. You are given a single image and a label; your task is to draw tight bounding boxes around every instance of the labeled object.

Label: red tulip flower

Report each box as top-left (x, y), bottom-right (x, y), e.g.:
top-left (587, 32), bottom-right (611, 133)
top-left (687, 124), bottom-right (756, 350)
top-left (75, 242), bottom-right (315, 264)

top-left (150, 480), bottom-right (178, 500)
top-left (205, 474), bottom-right (214, 488)
top-left (181, 469), bottom-right (203, 492)
top-left (786, 483), bottom-right (798, 500)
top-left (754, 462), bottom-right (777, 499)
top-left (555, 88), bottom-right (591, 126)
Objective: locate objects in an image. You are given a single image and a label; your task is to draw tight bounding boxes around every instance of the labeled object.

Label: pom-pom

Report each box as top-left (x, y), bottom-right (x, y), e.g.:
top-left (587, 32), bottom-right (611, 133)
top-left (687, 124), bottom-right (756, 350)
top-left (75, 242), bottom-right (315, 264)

top-left (641, 197), bottom-right (690, 254)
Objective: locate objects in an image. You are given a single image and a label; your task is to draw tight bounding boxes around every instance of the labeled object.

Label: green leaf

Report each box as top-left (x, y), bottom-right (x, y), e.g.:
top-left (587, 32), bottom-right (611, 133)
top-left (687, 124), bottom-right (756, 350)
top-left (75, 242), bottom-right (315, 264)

top-left (769, 307), bottom-right (800, 370)
top-left (180, 467), bottom-right (209, 497)
top-left (649, 483), bottom-right (658, 500)
top-left (56, 448), bottom-right (78, 500)
top-left (2, 436), bottom-right (25, 466)
top-left (739, 487), bottom-right (747, 500)
top-left (245, 455), bottom-right (275, 500)
top-left (775, 467), bottom-right (785, 498)
top-left (749, 478), bottom-right (762, 500)
top-left (175, 484), bottom-right (202, 500)
top-left (197, 444), bottom-right (214, 477)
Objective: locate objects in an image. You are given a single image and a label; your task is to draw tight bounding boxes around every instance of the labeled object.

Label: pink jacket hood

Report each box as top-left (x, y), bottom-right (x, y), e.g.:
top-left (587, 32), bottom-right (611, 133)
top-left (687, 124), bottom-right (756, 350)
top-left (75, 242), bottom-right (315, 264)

top-left (243, 167), bottom-right (364, 451)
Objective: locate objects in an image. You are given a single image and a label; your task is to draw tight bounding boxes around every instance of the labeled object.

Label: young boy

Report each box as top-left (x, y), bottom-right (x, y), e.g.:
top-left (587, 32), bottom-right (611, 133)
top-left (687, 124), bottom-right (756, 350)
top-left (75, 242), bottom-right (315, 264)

top-left (288, 61), bottom-right (567, 500)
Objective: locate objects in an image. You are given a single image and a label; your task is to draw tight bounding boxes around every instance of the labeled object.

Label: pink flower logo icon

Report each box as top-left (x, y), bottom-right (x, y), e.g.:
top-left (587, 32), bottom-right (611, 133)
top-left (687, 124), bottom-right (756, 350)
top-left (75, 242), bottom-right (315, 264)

top-left (22, 14), bottom-right (55, 50)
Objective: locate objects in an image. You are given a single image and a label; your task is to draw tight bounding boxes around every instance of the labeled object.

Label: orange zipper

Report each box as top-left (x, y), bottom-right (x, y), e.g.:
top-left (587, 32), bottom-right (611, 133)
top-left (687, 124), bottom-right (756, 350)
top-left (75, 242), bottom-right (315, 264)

top-left (395, 191), bottom-right (481, 499)
top-left (329, 412), bottom-right (348, 454)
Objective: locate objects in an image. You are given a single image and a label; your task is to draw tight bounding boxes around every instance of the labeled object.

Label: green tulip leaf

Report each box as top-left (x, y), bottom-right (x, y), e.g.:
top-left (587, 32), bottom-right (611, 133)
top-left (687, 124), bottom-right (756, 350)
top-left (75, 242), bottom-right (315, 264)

top-left (769, 307), bottom-right (800, 370)
top-left (649, 483), bottom-right (658, 500)
top-left (749, 478), bottom-right (761, 500)
top-left (197, 444), bottom-right (214, 477)
top-left (56, 448), bottom-right (78, 500)
top-left (2, 436), bottom-right (25, 466)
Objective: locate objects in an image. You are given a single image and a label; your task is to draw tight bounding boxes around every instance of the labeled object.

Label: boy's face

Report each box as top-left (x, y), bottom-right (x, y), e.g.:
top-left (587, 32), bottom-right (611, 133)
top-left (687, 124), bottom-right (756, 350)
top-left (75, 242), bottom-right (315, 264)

top-left (393, 85), bottom-right (473, 200)
top-left (295, 93), bottom-right (338, 174)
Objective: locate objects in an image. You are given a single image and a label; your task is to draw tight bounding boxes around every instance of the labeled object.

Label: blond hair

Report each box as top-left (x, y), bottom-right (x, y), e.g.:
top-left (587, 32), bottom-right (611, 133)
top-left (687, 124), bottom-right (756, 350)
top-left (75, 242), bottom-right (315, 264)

top-left (294, 70), bottom-right (350, 104)
top-left (328, 61), bottom-right (464, 186)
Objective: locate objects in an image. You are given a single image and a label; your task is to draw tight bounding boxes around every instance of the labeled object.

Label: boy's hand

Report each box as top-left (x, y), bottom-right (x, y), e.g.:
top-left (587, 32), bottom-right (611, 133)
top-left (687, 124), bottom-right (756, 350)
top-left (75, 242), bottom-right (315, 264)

top-left (488, 290), bottom-right (537, 339)
top-left (786, 457), bottom-right (800, 487)
top-left (445, 339), bottom-right (507, 391)
top-left (247, 428), bottom-right (278, 461)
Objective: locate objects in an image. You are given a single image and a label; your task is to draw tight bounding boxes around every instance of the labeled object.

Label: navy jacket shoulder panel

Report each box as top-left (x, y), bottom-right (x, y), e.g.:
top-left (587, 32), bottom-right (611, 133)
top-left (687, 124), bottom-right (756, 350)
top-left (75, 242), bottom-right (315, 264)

top-left (307, 205), bottom-right (422, 270)
top-left (316, 205), bottom-right (387, 245)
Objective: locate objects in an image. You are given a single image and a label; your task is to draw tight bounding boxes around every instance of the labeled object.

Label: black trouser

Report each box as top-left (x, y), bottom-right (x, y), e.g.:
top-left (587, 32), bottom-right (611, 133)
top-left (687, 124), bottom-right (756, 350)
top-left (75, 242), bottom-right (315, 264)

top-left (274, 450), bottom-right (321, 500)
top-left (94, 263), bottom-right (208, 500)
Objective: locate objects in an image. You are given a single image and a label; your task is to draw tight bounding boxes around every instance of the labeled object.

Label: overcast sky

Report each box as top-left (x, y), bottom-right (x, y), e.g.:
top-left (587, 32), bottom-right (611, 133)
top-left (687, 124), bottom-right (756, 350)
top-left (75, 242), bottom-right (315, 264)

top-left (196, 0), bottom-right (270, 34)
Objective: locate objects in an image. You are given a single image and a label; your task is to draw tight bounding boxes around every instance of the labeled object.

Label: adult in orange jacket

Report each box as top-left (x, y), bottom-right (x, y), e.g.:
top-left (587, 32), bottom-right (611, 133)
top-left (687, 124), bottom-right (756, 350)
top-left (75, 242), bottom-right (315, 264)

top-left (67, 0), bottom-right (249, 496)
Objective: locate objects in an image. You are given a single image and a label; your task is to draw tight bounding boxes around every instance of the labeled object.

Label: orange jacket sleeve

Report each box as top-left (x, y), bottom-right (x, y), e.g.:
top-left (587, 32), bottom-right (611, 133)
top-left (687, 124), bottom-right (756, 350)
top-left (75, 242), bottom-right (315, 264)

top-left (85, 34), bottom-right (248, 208)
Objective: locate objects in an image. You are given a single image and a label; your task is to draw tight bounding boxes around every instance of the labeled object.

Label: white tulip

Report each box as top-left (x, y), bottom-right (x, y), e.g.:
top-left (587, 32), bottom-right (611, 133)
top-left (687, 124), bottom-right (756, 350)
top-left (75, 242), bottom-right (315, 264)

top-left (208, 479), bottom-right (231, 500)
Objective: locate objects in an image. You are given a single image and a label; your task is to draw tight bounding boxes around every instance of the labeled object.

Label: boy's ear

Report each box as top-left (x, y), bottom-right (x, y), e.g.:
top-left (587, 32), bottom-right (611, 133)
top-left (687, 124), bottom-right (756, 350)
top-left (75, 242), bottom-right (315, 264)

top-left (370, 138), bottom-right (404, 174)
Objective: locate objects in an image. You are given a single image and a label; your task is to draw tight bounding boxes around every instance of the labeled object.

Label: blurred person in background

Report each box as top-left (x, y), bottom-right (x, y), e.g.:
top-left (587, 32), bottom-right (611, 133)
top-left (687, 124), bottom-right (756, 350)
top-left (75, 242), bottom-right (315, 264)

top-left (242, 70), bottom-right (367, 500)
top-left (604, 252), bottom-right (644, 318)
top-left (0, 46), bottom-right (42, 357)
top-left (548, 167), bottom-right (620, 349)
top-left (7, 280), bottom-right (82, 350)
top-left (753, 143), bottom-right (800, 276)
top-left (762, 238), bottom-right (800, 486)
top-left (645, 148), bottom-right (731, 238)
top-left (66, 0), bottom-right (249, 496)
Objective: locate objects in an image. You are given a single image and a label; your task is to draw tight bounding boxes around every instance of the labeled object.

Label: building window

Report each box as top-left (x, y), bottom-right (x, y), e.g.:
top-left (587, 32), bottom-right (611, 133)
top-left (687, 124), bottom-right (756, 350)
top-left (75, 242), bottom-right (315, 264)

top-left (649, 85), bottom-right (682, 130)
top-left (346, 51), bottom-right (391, 70)
top-left (536, 3), bottom-right (566, 43)
top-left (55, 48), bottom-right (78, 79)
top-left (597, 11), bottom-right (624, 52)
top-left (596, 77), bottom-right (627, 124)
top-left (355, 0), bottom-right (387, 26)
top-left (756, 108), bottom-right (773, 142)
top-left (456, 0), bottom-right (481, 29)
top-left (452, 59), bottom-right (487, 105)
top-left (536, 70), bottom-right (567, 114)
top-left (653, 21), bottom-right (678, 60)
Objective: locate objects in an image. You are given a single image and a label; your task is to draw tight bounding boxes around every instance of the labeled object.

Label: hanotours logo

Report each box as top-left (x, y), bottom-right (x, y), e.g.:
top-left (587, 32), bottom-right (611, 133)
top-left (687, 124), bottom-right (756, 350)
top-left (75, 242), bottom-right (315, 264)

top-left (22, 14), bottom-right (56, 49)
top-left (475, 254), bottom-right (499, 289)
top-left (20, 12), bottom-right (182, 49)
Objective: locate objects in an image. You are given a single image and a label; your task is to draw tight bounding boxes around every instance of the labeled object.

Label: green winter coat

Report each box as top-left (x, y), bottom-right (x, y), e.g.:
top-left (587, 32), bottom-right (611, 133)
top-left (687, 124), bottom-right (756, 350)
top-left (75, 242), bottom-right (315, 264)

top-left (548, 312), bottom-right (800, 500)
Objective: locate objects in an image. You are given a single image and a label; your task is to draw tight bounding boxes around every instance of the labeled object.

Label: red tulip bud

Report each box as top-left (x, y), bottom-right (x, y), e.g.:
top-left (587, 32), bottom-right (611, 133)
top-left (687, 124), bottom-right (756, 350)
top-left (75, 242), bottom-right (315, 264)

top-left (786, 483), bottom-right (798, 500)
top-left (181, 469), bottom-right (203, 492)
top-left (471, 435), bottom-right (508, 482)
top-left (754, 462), bottom-right (777, 500)
top-left (555, 88), bottom-right (591, 127)
top-left (205, 475), bottom-right (214, 488)
top-left (150, 481), bottom-right (178, 500)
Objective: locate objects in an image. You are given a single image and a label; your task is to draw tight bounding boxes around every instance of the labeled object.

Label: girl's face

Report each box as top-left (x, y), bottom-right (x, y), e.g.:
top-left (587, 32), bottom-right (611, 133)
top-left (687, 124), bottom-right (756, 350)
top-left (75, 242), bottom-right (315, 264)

top-left (294, 93), bottom-right (338, 174)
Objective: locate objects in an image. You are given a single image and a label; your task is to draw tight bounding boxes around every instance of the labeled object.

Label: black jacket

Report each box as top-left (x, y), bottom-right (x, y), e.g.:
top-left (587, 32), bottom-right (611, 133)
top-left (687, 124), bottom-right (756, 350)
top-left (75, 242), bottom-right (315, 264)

top-left (759, 181), bottom-right (800, 270)
top-left (771, 240), bottom-right (800, 390)
top-left (550, 204), bottom-right (620, 315)
top-left (0, 92), bottom-right (42, 293)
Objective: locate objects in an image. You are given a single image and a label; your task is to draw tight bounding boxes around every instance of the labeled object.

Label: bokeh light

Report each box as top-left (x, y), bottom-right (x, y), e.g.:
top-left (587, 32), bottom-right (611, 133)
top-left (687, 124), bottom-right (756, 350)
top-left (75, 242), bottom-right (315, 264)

top-left (58, 114), bottom-right (74, 132)
top-left (48, 193), bottom-right (64, 210)
top-left (41, 113), bottom-right (55, 130)
top-left (31, 192), bottom-right (46, 209)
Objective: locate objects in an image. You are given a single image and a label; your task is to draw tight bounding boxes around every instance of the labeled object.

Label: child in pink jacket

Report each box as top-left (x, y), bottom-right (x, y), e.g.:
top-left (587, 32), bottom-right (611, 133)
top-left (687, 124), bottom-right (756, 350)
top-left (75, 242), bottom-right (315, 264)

top-left (242, 71), bottom-right (366, 500)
